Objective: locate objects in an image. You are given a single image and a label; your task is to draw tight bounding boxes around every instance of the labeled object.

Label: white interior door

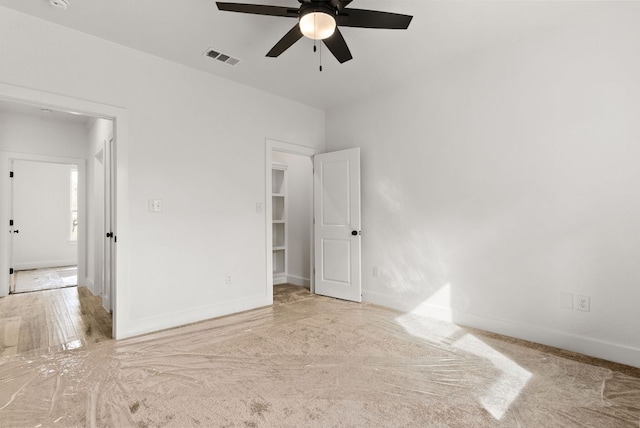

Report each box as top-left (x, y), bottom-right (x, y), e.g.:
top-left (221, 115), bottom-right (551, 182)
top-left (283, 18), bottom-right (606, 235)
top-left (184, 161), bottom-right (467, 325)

top-left (313, 148), bottom-right (361, 302)
top-left (103, 138), bottom-right (115, 312)
top-left (8, 160), bottom-right (16, 293)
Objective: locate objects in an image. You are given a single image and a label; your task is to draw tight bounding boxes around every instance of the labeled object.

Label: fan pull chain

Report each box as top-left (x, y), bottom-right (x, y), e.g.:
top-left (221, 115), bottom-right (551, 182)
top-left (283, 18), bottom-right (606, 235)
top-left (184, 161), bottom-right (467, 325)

top-left (319, 42), bottom-right (323, 72)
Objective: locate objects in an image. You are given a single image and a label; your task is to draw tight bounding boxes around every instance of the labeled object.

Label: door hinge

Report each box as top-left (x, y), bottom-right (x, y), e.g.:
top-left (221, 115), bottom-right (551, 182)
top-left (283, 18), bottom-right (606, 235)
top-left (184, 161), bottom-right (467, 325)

top-left (9, 171), bottom-right (14, 178)
top-left (9, 219), bottom-right (13, 226)
top-left (106, 232), bottom-right (113, 238)
top-left (9, 268), bottom-right (14, 275)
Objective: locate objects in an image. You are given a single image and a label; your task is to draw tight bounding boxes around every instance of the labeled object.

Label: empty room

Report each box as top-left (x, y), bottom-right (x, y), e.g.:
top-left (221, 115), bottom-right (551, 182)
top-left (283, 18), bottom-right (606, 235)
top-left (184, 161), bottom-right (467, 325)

top-left (0, 1), bottom-right (638, 427)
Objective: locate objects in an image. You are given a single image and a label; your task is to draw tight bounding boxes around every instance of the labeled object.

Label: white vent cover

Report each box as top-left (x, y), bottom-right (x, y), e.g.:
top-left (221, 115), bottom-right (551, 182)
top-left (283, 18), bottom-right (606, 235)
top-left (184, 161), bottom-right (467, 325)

top-left (204, 48), bottom-right (240, 66)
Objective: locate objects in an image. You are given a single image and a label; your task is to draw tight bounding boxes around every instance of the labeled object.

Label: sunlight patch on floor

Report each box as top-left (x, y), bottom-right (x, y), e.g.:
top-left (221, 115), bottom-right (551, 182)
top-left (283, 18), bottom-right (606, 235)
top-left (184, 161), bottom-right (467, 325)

top-left (396, 294), bottom-right (532, 421)
top-left (453, 334), bottom-right (532, 420)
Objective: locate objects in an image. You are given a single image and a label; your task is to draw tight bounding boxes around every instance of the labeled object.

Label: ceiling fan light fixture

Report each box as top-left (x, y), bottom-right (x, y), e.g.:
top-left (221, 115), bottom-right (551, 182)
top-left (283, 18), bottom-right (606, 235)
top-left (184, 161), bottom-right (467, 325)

top-left (299, 11), bottom-right (336, 40)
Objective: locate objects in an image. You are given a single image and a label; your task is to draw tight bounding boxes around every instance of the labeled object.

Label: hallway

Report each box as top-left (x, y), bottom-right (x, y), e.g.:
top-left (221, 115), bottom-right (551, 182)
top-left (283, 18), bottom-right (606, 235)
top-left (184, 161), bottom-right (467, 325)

top-left (0, 285), bottom-right (111, 356)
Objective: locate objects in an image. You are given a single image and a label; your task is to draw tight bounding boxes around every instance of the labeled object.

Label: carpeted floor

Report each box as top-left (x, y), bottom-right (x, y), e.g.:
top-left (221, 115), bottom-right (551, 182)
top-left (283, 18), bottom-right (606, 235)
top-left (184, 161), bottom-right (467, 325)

top-left (0, 283), bottom-right (638, 427)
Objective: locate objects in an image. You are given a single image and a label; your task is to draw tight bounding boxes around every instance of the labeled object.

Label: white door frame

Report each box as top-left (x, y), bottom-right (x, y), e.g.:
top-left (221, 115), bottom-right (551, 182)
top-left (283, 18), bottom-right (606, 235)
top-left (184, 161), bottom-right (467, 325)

top-left (265, 139), bottom-right (319, 300)
top-left (0, 82), bottom-right (129, 339)
top-left (5, 155), bottom-right (86, 288)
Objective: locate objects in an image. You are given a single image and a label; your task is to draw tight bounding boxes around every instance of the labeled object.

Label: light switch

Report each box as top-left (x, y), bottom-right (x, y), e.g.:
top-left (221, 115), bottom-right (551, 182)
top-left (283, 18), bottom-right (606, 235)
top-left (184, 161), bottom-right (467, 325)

top-left (148, 199), bottom-right (163, 213)
top-left (559, 292), bottom-right (573, 309)
top-left (256, 202), bottom-right (263, 214)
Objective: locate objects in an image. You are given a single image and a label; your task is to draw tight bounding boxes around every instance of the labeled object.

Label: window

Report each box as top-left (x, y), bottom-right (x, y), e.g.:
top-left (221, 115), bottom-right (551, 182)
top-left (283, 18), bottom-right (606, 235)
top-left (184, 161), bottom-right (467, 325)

top-left (70, 168), bottom-right (78, 241)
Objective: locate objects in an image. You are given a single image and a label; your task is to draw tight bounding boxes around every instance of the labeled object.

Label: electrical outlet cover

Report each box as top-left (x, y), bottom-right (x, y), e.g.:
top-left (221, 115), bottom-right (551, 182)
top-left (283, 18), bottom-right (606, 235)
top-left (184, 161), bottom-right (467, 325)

top-left (575, 294), bottom-right (590, 312)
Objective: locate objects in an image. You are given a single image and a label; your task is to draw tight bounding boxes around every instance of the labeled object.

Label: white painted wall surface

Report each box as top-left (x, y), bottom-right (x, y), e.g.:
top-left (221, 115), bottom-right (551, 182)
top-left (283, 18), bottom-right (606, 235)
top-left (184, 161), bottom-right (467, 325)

top-left (272, 151), bottom-right (312, 285)
top-left (12, 160), bottom-right (78, 270)
top-left (0, 7), bottom-right (325, 338)
top-left (326, 5), bottom-right (640, 367)
top-left (0, 110), bottom-right (88, 159)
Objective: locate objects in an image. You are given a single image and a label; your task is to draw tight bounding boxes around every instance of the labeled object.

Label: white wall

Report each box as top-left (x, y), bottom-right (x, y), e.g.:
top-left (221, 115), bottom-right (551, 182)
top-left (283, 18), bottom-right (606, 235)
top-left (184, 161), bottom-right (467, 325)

top-left (0, 7), bottom-right (325, 338)
top-left (326, 4), bottom-right (640, 367)
top-left (272, 151), bottom-right (312, 286)
top-left (12, 160), bottom-right (77, 270)
top-left (0, 110), bottom-right (88, 159)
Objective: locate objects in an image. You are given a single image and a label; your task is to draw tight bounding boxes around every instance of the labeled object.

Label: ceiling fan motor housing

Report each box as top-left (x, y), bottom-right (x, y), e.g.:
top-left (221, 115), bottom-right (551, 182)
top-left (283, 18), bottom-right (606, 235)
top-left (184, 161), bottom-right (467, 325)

top-left (299, 3), bottom-right (337, 40)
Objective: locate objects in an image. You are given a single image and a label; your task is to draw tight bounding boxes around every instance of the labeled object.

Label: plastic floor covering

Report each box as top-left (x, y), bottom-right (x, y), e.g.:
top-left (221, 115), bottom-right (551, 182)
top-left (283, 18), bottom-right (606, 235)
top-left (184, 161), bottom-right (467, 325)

top-left (0, 284), bottom-right (638, 427)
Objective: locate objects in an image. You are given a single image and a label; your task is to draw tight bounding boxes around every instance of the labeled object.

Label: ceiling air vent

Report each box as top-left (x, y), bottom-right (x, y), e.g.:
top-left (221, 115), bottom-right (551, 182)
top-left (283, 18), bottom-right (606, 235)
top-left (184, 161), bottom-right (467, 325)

top-left (204, 48), bottom-right (240, 66)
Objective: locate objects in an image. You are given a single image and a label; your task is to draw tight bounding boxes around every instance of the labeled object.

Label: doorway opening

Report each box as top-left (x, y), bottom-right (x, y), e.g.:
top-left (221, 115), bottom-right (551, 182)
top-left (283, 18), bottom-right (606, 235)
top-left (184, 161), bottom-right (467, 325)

top-left (265, 140), bottom-right (319, 302)
top-left (10, 159), bottom-right (80, 294)
top-left (270, 151), bottom-right (314, 300)
top-left (0, 94), bottom-right (119, 353)
top-left (0, 82), bottom-right (128, 340)
top-left (266, 139), bottom-right (363, 304)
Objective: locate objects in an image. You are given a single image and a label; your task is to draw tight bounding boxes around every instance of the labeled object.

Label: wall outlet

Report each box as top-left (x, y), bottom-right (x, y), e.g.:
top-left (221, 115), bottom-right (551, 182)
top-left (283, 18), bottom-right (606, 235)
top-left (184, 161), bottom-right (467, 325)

top-left (575, 295), bottom-right (590, 312)
top-left (372, 266), bottom-right (379, 278)
top-left (148, 199), bottom-right (163, 213)
top-left (225, 274), bottom-right (232, 285)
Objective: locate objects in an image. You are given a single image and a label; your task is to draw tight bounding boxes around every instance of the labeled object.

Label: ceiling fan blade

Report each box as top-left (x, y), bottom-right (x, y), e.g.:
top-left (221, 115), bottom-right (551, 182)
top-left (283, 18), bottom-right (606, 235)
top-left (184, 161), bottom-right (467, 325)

top-left (266, 25), bottom-right (304, 57)
top-left (322, 28), bottom-right (353, 64)
top-left (337, 8), bottom-right (413, 29)
top-left (216, 2), bottom-right (298, 18)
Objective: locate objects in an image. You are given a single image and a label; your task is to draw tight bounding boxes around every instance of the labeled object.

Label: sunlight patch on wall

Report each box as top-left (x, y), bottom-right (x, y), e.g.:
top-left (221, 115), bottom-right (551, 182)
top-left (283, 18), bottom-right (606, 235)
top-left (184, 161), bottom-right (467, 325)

top-left (407, 282), bottom-right (453, 321)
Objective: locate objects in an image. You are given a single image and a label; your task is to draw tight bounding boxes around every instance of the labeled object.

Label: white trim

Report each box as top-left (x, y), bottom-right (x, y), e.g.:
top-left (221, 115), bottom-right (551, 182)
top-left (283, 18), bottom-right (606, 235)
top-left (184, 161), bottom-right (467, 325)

top-left (119, 294), bottom-right (272, 339)
top-left (265, 139), bottom-right (319, 301)
top-left (13, 261), bottom-right (78, 271)
top-left (273, 274), bottom-right (287, 285)
top-left (0, 82), bottom-right (128, 340)
top-left (84, 277), bottom-right (95, 294)
top-left (286, 275), bottom-right (310, 288)
top-left (363, 289), bottom-right (640, 368)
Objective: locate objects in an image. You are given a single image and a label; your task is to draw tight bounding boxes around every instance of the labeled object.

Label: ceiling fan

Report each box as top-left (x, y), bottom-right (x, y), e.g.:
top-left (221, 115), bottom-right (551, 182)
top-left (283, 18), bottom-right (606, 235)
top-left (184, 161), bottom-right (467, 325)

top-left (216, 0), bottom-right (413, 64)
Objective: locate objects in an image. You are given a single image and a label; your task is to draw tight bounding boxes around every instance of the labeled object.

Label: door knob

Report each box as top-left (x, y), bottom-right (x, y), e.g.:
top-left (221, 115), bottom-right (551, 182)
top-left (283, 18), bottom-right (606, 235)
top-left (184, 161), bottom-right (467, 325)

top-left (351, 230), bottom-right (360, 236)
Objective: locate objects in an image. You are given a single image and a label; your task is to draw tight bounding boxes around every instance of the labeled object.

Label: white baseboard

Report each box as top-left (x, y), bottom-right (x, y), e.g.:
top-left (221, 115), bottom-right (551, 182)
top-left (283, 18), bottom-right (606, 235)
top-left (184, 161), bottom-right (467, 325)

top-left (84, 278), bottom-right (95, 294)
top-left (362, 289), bottom-right (640, 369)
top-left (286, 275), bottom-right (310, 288)
top-left (117, 294), bottom-right (272, 339)
top-left (14, 260), bottom-right (77, 270)
top-left (273, 274), bottom-right (287, 285)
top-left (101, 293), bottom-right (111, 313)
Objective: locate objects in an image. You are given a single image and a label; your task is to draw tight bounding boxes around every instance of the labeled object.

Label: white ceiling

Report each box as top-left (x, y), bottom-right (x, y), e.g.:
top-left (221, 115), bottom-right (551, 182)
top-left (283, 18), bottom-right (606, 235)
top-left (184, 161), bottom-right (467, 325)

top-left (0, 0), bottom-right (606, 110)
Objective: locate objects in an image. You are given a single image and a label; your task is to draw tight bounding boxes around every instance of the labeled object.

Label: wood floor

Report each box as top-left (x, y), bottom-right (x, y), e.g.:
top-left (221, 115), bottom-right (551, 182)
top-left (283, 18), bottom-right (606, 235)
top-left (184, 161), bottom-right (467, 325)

top-left (0, 286), bottom-right (112, 356)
